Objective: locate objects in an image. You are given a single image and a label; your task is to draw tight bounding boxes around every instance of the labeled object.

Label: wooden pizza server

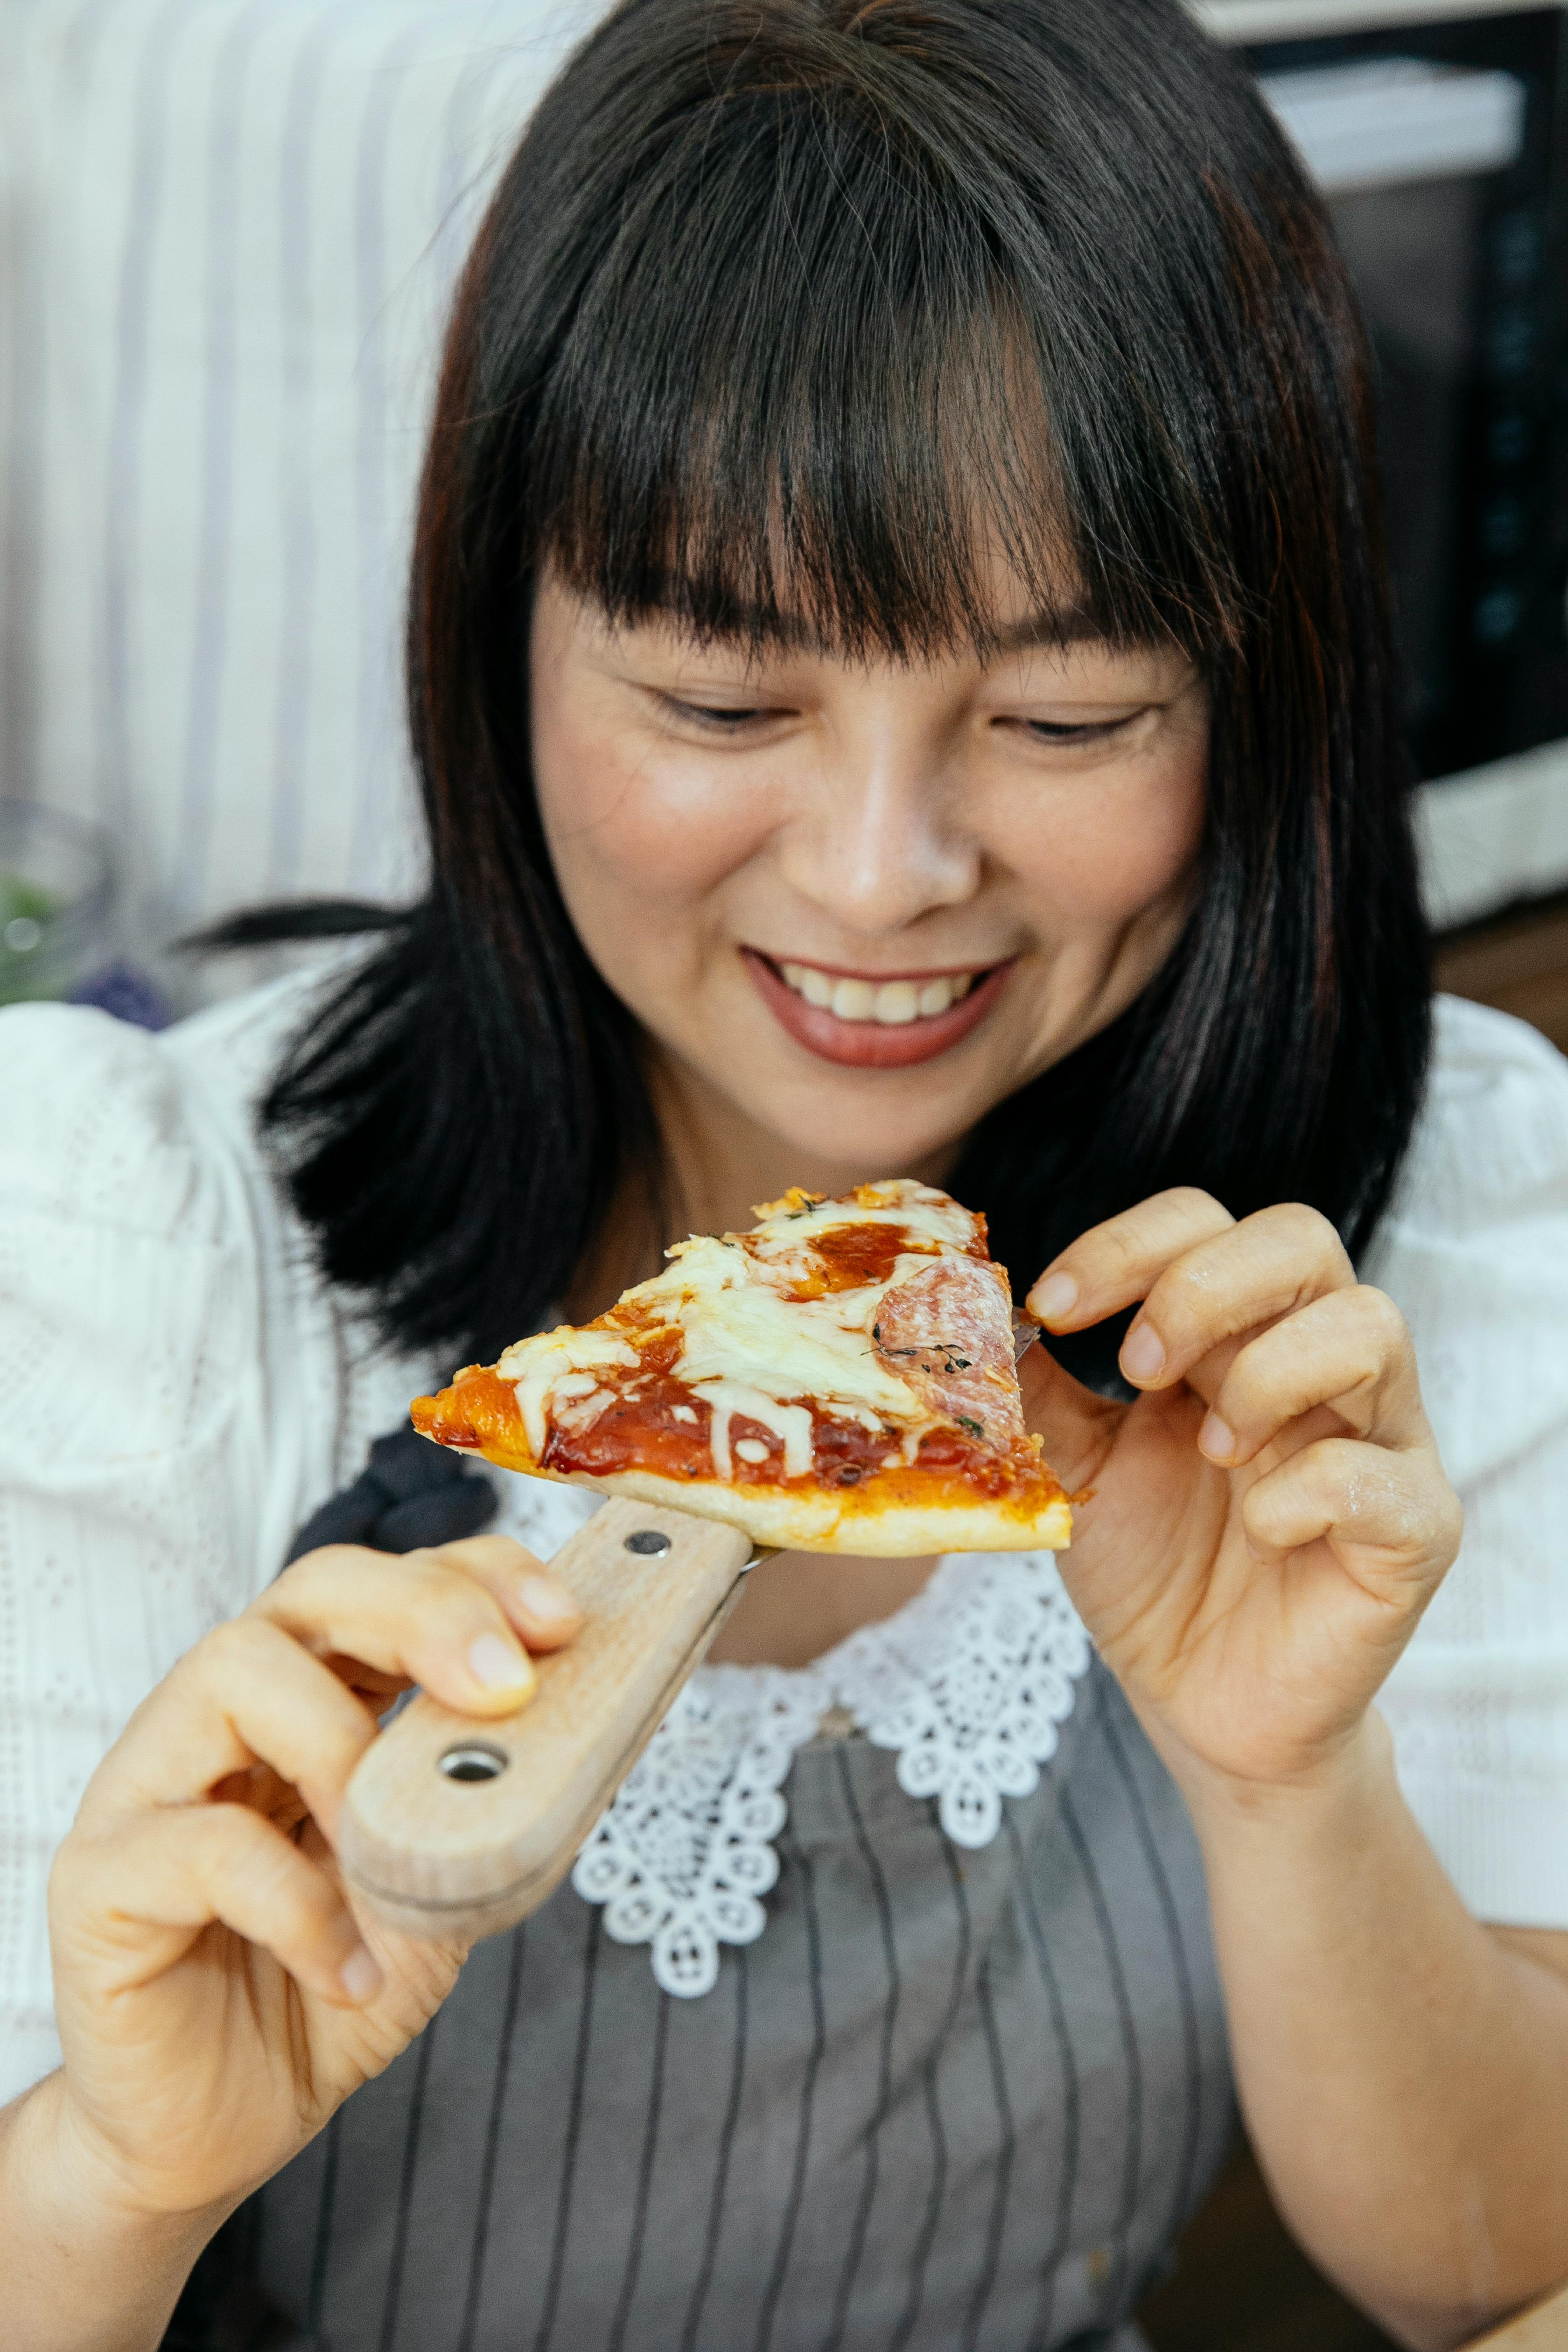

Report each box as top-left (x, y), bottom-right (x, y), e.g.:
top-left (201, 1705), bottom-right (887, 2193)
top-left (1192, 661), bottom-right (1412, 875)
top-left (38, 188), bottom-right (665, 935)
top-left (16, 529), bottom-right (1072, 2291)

top-left (337, 1495), bottom-right (766, 1942)
top-left (337, 1319), bottom-right (1043, 1944)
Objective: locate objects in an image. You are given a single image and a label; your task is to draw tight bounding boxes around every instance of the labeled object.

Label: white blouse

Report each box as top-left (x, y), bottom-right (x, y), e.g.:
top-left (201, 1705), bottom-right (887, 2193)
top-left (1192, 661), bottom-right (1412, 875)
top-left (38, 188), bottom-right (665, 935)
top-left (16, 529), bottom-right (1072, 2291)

top-left (2, 974), bottom-right (1567, 2094)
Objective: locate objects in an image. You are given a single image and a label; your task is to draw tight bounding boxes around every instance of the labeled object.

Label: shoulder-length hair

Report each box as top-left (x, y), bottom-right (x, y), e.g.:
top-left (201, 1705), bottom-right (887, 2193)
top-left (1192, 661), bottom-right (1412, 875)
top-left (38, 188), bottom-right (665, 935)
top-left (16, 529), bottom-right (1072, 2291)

top-left (255, 0), bottom-right (1429, 1377)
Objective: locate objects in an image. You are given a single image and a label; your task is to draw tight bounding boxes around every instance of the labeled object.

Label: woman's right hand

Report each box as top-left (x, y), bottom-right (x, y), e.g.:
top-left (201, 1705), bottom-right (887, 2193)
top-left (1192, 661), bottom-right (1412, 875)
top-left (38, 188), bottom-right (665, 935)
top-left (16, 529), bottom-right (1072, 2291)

top-left (42, 1536), bottom-right (581, 2226)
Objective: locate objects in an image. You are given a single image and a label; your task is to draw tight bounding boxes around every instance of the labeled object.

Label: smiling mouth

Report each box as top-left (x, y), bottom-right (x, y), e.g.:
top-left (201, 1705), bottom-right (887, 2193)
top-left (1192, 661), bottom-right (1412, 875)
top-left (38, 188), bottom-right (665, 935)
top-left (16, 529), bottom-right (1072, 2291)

top-left (775, 960), bottom-right (979, 1025)
top-left (743, 949), bottom-right (1013, 1069)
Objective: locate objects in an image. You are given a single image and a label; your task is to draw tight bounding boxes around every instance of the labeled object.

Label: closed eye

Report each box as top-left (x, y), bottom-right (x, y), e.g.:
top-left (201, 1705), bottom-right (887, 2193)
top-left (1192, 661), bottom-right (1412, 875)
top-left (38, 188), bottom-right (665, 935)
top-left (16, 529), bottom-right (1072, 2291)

top-left (1008, 712), bottom-right (1144, 744)
top-left (659, 695), bottom-right (777, 731)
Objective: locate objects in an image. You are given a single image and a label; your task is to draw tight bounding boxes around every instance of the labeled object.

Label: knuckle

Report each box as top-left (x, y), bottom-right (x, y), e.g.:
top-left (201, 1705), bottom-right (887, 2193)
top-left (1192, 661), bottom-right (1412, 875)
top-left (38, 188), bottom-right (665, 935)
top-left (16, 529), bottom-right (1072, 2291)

top-left (1091, 1220), bottom-right (1145, 1278)
top-left (1264, 1200), bottom-right (1347, 1268)
top-left (441, 1534), bottom-right (538, 1576)
top-left (1306, 1434), bottom-right (1361, 1493)
top-left (406, 1568), bottom-right (490, 1646)
top-left (1147, 1258), bottom-right (1211, 1334)
top-left (186, 1614), bottom-right (269, 1684)
top-left (1239, 1483), bottom-right (1288, 1544)
top-left (1351, 1284), bottom-right (1409, 1352)
top-left (46, 1832), bottom-right (91, 1914)
top-left (264, 1548), bottom-right (336, 1603)
top-left (1213, 1349), bottom-right (1266, 1421)
top-left (277, 1541), bottom-right (379, 1582)
top-left (209, 1816), bottom-right (327, 1930)
top-left (1162, 1185), bottom-right (1226, 1224)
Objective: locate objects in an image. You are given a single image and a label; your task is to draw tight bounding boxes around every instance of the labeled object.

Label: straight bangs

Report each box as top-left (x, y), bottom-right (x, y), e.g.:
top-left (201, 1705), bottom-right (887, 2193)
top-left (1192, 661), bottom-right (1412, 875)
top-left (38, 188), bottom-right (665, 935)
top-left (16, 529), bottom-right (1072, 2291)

top-left (525, 59), bottom-right (1249, 672)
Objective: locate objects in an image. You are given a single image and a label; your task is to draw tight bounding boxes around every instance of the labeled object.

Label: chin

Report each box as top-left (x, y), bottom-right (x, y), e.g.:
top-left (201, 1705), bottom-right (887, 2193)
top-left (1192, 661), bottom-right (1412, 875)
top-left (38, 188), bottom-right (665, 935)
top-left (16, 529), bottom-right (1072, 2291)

top-left (741, 1080), bottom-right (992, 1190)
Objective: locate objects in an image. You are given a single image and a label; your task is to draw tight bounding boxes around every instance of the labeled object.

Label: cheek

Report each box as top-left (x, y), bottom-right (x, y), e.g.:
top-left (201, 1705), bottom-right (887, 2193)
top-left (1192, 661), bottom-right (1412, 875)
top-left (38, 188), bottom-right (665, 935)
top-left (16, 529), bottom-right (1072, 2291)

top-left (532, 702), bottom-right (770, 926)
top-left (1008, 739), bottom-right (1206, 929)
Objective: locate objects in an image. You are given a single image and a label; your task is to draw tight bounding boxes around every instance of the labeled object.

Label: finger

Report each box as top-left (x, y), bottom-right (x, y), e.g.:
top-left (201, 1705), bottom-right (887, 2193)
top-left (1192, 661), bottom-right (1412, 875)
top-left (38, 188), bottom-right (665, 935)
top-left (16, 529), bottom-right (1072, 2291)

top-left (1017, 1334), bottom-right (1126, 1491)
top-left (1026, 1189), bottom-right (1235, 1330)
top-left (427, 1535), bottom-right (582, 1652)
top-left (53, 1803), bottom-right (382, 2008)
top-left (79, 1616), bottom-right (379, 1829)
top-left (1241, 1436), bottom-right (1463, 1585)
top-left (256, 1543), bottom-right (539, 1713)
top-left (1198, 1286), bottom-right (1428, 1467)
top-left (1115, 1202), bottom-right (1354, 1396)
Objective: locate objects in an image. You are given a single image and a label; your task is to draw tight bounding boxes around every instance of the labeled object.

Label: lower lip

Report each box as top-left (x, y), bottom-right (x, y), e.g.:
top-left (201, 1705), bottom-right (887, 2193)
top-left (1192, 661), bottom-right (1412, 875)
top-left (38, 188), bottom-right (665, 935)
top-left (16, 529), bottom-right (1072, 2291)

top-left (742, 951), bottom-right (1014, 1068)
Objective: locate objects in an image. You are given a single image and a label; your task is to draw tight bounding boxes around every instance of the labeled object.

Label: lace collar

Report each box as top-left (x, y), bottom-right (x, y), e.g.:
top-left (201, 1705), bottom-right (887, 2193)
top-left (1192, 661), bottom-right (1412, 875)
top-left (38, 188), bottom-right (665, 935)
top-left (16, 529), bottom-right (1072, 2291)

top-left (489, 1479), bottom-right (1092, 2000)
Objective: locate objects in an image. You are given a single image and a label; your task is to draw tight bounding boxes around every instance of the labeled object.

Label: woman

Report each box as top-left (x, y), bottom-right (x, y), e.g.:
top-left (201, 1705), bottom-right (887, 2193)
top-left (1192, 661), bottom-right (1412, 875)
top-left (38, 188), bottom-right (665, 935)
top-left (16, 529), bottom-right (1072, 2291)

top-left (4, 0), bottom-right (1568, 2345)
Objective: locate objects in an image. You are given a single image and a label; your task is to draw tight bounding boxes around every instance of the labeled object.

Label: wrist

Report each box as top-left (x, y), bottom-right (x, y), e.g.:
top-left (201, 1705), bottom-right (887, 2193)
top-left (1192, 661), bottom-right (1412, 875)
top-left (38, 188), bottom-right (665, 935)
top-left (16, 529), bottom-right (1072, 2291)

top-left (39, 2067), bottom-right (236, 2230)
top-left (1, 2072), bottom-right (233, 2352)
top-left (1158, 1709), bottom-right (1398, 1852)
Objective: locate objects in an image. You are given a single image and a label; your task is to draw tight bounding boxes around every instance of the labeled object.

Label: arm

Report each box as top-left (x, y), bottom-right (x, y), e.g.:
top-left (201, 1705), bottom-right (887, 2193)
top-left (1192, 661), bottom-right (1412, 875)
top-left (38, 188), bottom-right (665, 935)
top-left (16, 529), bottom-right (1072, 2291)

top-left (1192, 1731), bottom-right (1568, 2347)
top-left (0, 1535), bottom-right (579, 2352)
top-left (1024, 1194), bottom-right (1568, 2351)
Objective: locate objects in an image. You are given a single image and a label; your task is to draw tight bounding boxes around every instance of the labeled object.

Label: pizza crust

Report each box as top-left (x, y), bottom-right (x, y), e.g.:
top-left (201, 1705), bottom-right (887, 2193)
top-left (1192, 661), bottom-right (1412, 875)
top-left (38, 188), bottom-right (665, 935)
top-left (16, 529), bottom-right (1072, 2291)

top-left (462, 1446), bottom-right (1072, 1555)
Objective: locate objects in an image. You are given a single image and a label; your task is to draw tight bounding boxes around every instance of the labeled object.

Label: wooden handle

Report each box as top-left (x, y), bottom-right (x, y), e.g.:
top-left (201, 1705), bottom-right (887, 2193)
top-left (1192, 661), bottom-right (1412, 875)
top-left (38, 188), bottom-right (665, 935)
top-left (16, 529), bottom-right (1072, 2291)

top-left (337, 1498), bottom-right (752, 1942)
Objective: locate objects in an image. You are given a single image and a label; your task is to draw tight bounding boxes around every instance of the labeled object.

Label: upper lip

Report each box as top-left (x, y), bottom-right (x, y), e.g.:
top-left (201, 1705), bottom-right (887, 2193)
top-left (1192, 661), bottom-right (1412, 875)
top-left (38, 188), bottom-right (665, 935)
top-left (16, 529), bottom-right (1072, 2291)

top-left (751, 950), bottom-right (1005, 982)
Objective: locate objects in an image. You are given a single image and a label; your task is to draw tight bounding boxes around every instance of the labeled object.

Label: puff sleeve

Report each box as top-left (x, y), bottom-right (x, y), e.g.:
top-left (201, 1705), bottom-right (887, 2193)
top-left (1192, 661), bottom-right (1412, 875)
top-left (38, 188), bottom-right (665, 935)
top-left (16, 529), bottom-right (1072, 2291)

top-left (0, 992), bottom-right (327, 2102)
top-left (1370, 996), bottom-right (1568, 1927)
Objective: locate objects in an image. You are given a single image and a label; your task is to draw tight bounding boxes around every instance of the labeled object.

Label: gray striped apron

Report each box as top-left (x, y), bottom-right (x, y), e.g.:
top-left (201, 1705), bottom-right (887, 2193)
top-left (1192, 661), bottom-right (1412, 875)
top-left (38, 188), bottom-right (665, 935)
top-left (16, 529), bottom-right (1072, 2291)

top-left (237, 1656), bottom-right (1233, 2350)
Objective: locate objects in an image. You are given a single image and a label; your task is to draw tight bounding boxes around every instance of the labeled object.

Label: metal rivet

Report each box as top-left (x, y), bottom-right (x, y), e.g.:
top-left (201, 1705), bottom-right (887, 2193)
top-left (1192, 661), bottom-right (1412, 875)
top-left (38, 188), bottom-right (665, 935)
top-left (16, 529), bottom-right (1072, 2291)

top-left (624, 1529), bottom-right (672, 1556)
top-left (438, 1743), bottom-right (509, 1784)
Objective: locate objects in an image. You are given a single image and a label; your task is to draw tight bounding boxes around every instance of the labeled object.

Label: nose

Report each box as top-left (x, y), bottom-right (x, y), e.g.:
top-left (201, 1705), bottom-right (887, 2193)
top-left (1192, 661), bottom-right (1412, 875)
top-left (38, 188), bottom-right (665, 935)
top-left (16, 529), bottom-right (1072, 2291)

top-left (773, 705), bottom-right (982, 937)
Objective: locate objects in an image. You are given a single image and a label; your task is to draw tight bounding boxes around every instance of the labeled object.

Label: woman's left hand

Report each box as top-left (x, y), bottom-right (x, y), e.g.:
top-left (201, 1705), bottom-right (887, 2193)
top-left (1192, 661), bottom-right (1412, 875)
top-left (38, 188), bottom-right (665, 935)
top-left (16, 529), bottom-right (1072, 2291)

top-left (1022, 1190), bottom-right (1463, 1798)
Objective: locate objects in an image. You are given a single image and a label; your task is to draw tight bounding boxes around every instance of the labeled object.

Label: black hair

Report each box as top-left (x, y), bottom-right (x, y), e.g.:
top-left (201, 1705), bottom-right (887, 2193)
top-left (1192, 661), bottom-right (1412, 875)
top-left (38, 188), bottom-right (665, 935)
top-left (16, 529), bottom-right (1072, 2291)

top-left (243, 0), bottom-right (1429, 1377)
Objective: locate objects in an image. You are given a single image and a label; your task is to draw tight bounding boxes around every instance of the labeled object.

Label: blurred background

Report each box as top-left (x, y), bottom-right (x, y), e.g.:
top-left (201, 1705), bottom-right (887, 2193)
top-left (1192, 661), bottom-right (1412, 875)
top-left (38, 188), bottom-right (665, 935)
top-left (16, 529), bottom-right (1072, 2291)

top-left (0, 0), bottom-right (1563, 2341)
top-left (1, 0), bottom-right (1567, 1034)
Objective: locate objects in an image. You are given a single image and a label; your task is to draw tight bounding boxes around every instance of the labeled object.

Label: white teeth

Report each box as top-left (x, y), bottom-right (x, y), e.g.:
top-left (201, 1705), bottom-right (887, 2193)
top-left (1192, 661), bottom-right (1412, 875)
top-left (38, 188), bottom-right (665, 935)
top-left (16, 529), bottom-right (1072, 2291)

top-left (831, 977), bottom-right (876, 1021)
top-left (776, 962), bottom-right (984, 1023)
top-left (874, 980), bottom-right (920, 1024)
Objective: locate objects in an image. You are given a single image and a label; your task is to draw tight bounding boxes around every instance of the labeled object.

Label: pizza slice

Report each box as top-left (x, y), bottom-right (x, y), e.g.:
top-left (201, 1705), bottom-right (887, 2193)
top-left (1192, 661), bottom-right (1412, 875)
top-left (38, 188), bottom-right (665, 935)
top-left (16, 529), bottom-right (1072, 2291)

top-left (410, 1179), bottom-right (1071, 1556)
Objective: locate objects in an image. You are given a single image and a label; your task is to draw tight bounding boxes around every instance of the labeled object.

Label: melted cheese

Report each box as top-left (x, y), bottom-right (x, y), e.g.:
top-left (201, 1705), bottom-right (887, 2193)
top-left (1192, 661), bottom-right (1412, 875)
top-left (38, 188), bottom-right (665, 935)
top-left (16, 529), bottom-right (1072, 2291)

top-left (552, 1383), bottom-right (615, 1437)
top-left (497, 1182), bottom-right (974, 1477)
top-left (743, 1180), bottom-right (976, 1267)
top-left (498, 1327), bottom-right (638, 1458)
top-left (698, 1382), bottom-right (814, 1479)
top-left (665, 1236), bottom-right (922, 1424)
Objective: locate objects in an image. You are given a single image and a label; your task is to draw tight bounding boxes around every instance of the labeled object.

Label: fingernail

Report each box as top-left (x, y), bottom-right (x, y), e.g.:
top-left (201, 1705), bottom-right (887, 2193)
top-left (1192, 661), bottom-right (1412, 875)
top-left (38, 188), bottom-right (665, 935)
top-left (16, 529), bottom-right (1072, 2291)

top-left (1120, 1323), bottom-right (1165, 1383)
top-left (1199, 1412), bottom-right (1235, 1462)
top-left (1029, 1272), bottom-right (1078, 1325)
top-left (340, 1943), bottom-right (383, 2003)
top-left (517, 1574), bottom-right (580, 1627)
top-left (468, 1632), bottom-right (535, 1693)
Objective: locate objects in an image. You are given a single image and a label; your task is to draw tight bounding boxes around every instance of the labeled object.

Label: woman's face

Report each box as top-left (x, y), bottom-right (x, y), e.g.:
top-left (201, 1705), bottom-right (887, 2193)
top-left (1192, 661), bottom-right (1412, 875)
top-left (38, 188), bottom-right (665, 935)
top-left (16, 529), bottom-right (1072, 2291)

top-left (530, 571), bottom-right (1208, 1197)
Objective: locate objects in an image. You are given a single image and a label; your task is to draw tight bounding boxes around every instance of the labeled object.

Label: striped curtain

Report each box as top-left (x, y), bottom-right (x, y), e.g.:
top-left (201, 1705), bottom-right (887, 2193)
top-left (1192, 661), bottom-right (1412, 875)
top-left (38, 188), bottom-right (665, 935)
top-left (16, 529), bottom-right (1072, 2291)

top-left (0, 0), bottom-right (605, 998)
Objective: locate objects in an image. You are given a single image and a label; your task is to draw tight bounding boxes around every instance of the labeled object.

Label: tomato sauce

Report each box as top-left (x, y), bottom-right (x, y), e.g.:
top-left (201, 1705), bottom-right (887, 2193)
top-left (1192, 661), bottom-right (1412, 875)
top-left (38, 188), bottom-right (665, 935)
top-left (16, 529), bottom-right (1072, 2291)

top-left (539, 1373), bottom-right (1042, 1499)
